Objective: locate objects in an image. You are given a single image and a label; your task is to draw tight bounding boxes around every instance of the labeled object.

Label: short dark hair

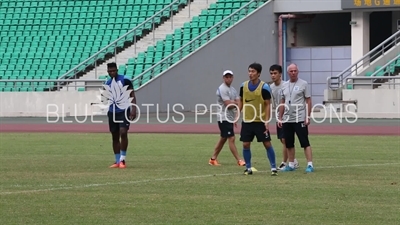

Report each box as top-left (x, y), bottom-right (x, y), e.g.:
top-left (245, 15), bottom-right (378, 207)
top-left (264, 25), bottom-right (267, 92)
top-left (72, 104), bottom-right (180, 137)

top-left (107, 62), bottom-right (117, 69)
top-left (269, 64), bottom-right (282, 73)
top-left (248, 62), bottom-right (262, 74)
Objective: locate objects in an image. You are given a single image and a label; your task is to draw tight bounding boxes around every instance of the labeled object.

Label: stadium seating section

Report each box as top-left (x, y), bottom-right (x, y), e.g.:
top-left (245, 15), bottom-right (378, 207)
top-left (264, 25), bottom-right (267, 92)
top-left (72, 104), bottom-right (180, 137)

top-left (2, 0), bottom-right (397, 92)
top-left (0, 0), bottom-right (261, 92)
top-left (0, 0), bottom-right (187, 92)
top-left (346, 54), bottom-right (400, 89)
top-left (97, 0), bottom-right (265, 89)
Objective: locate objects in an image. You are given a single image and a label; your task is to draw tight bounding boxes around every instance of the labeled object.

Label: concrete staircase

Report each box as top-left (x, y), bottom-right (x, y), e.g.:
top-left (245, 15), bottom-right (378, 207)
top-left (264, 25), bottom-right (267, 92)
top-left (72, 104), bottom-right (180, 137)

top-left (325, 30), bottom-right (400, 100)
top-left (377, 74), bottom-right (400, 89)
top-left (63, 0), bottom-right (216, 90)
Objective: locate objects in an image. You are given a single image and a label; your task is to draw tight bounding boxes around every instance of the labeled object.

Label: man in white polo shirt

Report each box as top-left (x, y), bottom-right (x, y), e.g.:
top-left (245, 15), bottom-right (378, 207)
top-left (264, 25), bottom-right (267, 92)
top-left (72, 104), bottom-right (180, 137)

top-left (278, 63), bottom-right (315, 173)
top-left (209, 70), bottom-right (246, 167)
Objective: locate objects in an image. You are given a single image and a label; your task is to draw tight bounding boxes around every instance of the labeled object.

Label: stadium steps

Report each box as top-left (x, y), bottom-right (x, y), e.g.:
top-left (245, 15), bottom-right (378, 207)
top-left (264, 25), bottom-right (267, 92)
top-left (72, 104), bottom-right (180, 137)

top-left (129, 0), bottom-right (267, 89)
top-left (90, 0), bottom-right (267, 90)
top-left (376, 73), bottom-right (400, 89)
top-left (62, 0), bottom-right (217, 91)
top-left (346, 54), bottom-right (400, 90)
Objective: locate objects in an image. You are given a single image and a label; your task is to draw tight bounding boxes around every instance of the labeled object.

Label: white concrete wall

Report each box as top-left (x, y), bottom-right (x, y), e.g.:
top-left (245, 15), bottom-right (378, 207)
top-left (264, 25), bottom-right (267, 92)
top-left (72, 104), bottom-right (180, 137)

top-left (1, 88), bottom-right (399, 118)
top-left (0, 91), bottom-right (103, 117)
top-left (273, 0), bottom-right (342, 13)
top-left (342, 89), bottom-right (400, 118)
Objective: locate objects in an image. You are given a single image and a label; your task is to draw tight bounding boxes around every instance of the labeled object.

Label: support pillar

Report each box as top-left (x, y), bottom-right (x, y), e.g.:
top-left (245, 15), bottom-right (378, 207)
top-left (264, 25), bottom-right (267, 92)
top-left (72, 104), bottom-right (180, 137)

top-left (351, 11), bottom-right (370, 67)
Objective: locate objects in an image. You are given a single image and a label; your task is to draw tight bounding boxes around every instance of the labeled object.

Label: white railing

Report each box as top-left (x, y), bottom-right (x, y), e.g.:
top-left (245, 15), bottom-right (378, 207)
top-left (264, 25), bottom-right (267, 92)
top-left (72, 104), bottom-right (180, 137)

top-left (2, 74), bottom-right (399, 93)
top-left (58, 0), bottom-right (189, 80)
top-left (0, 79), bottom-right (105, 91)
top-left (131, 0), bottom-right (268, 88)
top-left (345, 76), bottom-right (400, 89)
top-left (343, 54), bottom-right (400, 90)
top-left (328, 29), bottom-right (400, 90)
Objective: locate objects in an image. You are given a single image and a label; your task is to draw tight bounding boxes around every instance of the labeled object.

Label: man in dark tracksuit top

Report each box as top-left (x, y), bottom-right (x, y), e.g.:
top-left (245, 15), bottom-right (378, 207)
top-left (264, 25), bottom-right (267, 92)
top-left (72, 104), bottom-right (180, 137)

top-left (105, 62), bottom-right (136, 169)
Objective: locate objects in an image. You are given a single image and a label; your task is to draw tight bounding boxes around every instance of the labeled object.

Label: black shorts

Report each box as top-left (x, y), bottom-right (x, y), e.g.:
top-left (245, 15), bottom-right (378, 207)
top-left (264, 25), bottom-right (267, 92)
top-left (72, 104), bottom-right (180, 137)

top-left (276, 124), bottom-right (284, 140)
top-left (282, 122), bottom-right (310, 148)
top-left (218, 121), bottom-right (235, 138)
top-left (240, 122), bottom-right (271, 143)
top-left (107, 110), bottom-right (130, 133)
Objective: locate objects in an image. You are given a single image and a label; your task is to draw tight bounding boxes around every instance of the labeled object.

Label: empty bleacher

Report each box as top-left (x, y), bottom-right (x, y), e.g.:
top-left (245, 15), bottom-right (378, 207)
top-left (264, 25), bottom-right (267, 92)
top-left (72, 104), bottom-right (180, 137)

top-left (96, 0), bottom-right (265, 89)
top-left (364, 57), bottom-right (400, 77)
top-left (346, 54), bottom-right (400, 89)
top-left (0, 0), bottom-right (188, 92)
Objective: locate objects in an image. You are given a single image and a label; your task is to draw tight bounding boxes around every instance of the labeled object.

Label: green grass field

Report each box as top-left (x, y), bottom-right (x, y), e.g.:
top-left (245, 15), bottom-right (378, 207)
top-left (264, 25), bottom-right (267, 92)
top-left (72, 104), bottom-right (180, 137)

top-left (0, 133), bottom-right (399, 225)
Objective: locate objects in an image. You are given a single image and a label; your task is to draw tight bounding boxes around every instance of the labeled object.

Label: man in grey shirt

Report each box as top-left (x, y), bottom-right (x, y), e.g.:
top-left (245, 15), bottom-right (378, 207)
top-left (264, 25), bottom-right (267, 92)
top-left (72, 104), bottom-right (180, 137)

top-left (269, 64), bottom-right (299, 171)
top-left (209, 70), bottom-right (245, 167)
top-left (278, 63), bottom-right (315, 173)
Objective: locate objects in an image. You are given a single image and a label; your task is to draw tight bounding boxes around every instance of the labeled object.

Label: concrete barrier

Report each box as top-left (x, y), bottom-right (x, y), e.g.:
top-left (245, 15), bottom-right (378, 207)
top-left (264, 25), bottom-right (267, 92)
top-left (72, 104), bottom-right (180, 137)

top-left (0, 88), bottom-right (399, 118)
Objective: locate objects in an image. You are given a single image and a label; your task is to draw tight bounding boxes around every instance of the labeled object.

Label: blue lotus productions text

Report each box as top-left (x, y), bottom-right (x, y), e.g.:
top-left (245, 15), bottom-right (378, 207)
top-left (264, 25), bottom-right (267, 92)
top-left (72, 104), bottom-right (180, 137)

top-left (45, 103), bottom-right (358, 124)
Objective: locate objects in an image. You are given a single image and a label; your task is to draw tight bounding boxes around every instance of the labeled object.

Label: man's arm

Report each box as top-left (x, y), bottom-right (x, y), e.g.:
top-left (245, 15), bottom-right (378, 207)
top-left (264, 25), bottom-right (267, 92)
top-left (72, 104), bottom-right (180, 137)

top-left (235, 85), bottom-right (244, 122)
top-left (279, 90), bottom-right (285, 122)
top-left (234, 87), bottom-right (240, 106)
top-left (306, 97), bottom-right (312, 119)
top-left (262, 84), bottom-right (272, 123)
top-left (124, 79), bottom-right (136, 111)
top-left (238, 86), bottom-right (244, 112)
top-left (219, 87), bottom-right (237, 109)
top-left (304, 82), bottom-right (311, 120)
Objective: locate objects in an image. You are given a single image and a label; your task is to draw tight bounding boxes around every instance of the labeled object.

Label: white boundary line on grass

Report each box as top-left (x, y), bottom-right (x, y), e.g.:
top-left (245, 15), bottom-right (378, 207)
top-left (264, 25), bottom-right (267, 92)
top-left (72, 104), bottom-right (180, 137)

top-left (1, 162), bottom-right (399, 195)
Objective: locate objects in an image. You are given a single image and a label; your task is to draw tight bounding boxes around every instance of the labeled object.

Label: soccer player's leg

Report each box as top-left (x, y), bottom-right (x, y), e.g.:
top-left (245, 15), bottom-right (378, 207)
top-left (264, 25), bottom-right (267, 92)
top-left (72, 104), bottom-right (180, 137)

top-left (240, 122), bottom-right (255, 175)
top-left (280, 123), bottom-right (296, 172)
top-left (255, 123), bottom-right (277, 176)
top-left (277, 125), bottom-right (299, 170)
top-left (276, 124), bottom-right (287, 170)
top-left (108, 111), bottom-right (121, 168)
top-left (118, 111), bottom-right (131, 169)
top-left (295, 122), bottom-right (314, 173)
top-left (209, 122), bottom-right (227, 166)
top-left (223, 121), bottom-right (245, 166)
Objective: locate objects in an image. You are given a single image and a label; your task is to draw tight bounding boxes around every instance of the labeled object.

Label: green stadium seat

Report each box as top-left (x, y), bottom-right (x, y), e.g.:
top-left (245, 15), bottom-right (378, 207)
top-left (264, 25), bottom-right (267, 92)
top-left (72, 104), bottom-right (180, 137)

top-left (110, 0), bottom-right (267, 86)
top-left (0, 0), bottom-right (187, 91)
top-left (8, 0), bottom-right (367, 92)
top-left (365, 71), bottom-right (373, 76)
top-left (99, 75), bottom-right (109, 80)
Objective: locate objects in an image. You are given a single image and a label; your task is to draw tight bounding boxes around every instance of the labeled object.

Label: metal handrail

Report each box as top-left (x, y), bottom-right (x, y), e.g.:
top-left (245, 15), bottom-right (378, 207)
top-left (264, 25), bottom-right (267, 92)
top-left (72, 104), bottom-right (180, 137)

top-left (0, 79), bottom-right (106, 91)
top-left (131, 0), bottom-right (268, 86)
top-left (370, 54), bottom-right (400, 77)
top-left (344, 75), bottom-right (400, 89)
top-left (341, 53), bottom-right (400, 91)
top-left (58, 0), bottom-right (185, 80)
top-left (328, 29), bottom-right (400, 90)
top-left (1, 79), bottom-right (98, 82)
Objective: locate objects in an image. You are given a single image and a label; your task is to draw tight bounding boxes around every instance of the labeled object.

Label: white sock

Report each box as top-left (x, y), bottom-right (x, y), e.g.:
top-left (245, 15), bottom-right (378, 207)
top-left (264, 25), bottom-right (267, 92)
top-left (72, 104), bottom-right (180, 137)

top-left (307, 161), bottom-right (313, 167)
top-left (288, 162), bottom-right (295, 168)
top-left (294, 158), bottom-right (298, 164)
top-left (281, 162), bottom-right (286, 165)
top-left (271, 168), bottom-right (277, 171)
top-left (120, 155), bottom-right (126, 161)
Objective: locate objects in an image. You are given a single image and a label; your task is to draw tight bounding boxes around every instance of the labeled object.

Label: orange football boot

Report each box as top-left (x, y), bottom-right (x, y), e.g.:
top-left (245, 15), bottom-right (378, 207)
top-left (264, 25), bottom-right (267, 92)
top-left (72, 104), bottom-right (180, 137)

top-left (209, 158), bottom-right (221, 166)
top-left (119, 160), bottom-right (126, 169)
top-left (109, 163), bottom-right (119, 168)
